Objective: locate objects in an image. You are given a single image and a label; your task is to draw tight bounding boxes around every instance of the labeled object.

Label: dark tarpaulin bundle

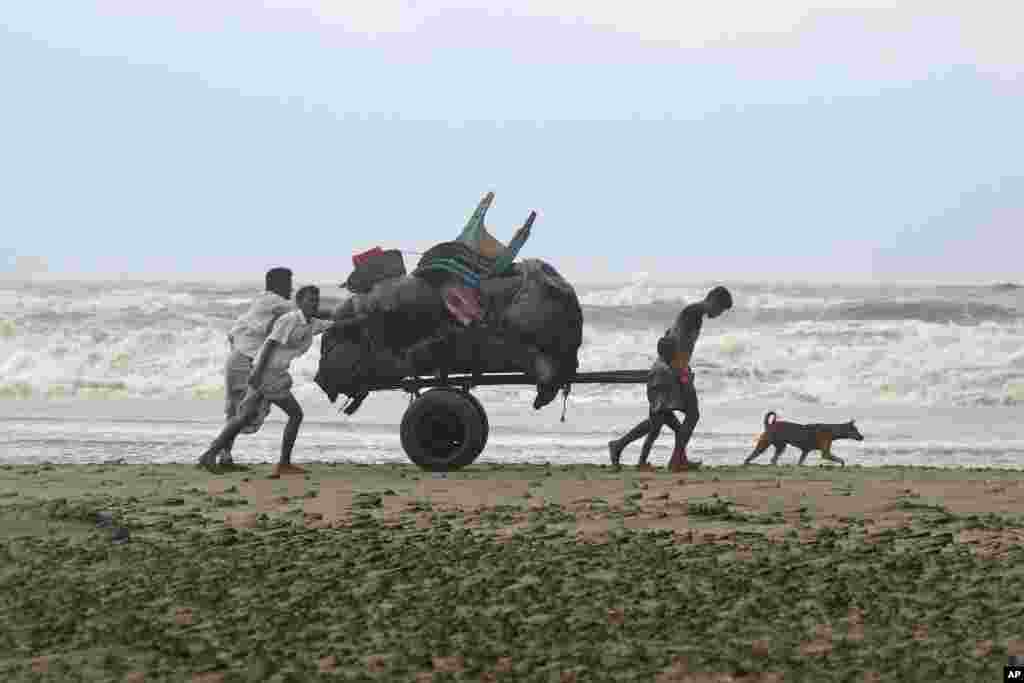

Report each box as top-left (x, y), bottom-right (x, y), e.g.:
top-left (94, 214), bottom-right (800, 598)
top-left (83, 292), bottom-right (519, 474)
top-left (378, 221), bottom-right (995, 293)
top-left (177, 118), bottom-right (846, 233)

top-left (315, 192), bottom-right (580, 413)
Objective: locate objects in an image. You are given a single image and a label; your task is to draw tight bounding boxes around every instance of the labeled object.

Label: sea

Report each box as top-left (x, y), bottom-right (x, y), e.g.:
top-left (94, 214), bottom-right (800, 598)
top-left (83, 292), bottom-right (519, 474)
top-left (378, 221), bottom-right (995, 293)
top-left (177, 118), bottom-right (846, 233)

top-left (2, 276), bottom-right (1023, 469)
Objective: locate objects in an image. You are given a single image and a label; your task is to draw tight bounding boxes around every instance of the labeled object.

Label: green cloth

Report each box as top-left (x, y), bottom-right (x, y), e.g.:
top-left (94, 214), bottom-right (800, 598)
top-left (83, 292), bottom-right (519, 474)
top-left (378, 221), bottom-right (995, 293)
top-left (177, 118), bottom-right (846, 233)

top-left (457, 191), bottom-right (495, 248)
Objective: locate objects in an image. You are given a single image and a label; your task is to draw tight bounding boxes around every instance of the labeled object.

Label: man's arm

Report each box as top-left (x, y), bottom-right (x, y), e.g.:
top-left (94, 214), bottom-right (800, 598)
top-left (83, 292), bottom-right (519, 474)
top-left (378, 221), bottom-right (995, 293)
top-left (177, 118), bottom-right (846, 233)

top-left (249, 312), bottom-right (299, 388)
top-left (314, 306), bottom-right (336, 321)
top-left (671, 304), bottom-right (705, 369)
top-left (313, 293), bottom-right (339, 321)
top-left (311, 318), bottom-right (335, 336)
top-left (262, 303), bottom-right (295, 336)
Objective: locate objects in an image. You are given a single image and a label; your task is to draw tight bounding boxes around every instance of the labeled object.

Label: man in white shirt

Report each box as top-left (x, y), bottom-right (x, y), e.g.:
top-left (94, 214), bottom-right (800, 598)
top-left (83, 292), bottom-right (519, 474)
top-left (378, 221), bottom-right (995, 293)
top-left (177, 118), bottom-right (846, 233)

top-left (217, 267), bottom-right (296, 468)
top-left (199, 285), bottom-right (334, 477)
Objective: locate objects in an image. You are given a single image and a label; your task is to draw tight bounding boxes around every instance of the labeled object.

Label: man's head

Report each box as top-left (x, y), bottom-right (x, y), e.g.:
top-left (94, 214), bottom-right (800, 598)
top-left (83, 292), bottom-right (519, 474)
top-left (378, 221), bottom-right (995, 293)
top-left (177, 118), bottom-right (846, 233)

top-left (266, 267), bottom-right (293, 300)
top-left (704, 285), bottom-right (733, 318)
top-left (295, 285), bottom-right (320, 318)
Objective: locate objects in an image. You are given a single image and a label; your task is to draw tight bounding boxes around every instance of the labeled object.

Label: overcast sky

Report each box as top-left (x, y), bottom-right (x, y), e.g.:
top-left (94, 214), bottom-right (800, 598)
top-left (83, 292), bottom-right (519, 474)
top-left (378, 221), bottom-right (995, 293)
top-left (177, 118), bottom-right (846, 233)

top-left (2, 2), bottom-right (1021, 285)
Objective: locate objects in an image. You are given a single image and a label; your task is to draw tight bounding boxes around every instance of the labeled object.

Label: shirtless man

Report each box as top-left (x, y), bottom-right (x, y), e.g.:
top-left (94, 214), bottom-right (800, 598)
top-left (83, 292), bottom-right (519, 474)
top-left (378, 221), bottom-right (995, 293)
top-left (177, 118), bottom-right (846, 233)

top-left (607, 286), bottom-right (733, 472)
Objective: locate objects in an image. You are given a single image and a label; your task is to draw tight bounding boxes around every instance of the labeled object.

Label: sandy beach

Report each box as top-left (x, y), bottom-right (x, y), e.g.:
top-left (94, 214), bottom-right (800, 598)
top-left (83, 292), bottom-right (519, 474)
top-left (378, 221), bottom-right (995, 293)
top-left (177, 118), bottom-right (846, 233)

top-left (3, 461), bottom-right (1024, 682)
top-left (4, 396), bottom-right (1024, 470)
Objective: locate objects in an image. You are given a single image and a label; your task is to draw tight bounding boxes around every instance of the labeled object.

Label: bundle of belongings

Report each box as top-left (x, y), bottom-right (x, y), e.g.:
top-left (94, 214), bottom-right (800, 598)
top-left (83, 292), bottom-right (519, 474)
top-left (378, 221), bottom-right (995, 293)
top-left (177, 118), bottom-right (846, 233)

top-left (315, 192), bottom-right (583, 414)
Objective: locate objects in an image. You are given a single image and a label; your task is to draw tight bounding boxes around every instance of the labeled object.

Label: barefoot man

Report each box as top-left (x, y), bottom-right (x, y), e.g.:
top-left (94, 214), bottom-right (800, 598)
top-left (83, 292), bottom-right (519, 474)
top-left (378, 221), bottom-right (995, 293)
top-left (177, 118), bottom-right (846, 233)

top-left (218, 267), bottom-right (296, 469)
top-left (607, 286), bottom-right (733, 472)
top-left (199, 285), bottom-right (334, 477)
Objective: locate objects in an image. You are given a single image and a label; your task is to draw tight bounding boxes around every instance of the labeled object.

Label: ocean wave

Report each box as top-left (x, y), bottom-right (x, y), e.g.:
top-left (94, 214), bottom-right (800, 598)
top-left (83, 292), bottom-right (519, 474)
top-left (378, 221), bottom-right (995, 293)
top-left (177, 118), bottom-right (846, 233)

top-left (832, 300), bottom-right (1017, 324)
top-left (582, 297), bottom-right (1019, 327)
top-left (2, 282), bottom-right (1024, 409)
top-left (577, 279), bottom-right (1022, 325)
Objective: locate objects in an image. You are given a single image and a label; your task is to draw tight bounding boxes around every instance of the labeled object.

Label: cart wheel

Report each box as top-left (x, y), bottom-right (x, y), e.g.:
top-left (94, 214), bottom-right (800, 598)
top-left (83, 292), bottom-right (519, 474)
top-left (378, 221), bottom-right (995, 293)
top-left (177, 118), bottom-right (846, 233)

top-left (420, 386), bottom-right (489, 449)
top-left (460, 389), bottom-right (489, 451)
top-left (400, 388), bottom-right (488, 471)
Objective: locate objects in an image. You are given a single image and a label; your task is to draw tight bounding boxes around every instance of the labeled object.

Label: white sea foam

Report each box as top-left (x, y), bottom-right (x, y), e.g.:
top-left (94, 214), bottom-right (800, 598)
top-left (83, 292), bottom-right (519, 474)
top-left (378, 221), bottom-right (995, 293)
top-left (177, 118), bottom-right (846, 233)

top-left (1, 281), bottom-right (1022, 410)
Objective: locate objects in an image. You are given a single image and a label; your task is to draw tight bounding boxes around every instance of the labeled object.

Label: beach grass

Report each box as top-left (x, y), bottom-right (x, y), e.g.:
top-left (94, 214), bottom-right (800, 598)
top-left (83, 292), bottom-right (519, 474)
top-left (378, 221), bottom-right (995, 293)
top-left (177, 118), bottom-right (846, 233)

top-left (2, 462), bottom-right (1024, 682)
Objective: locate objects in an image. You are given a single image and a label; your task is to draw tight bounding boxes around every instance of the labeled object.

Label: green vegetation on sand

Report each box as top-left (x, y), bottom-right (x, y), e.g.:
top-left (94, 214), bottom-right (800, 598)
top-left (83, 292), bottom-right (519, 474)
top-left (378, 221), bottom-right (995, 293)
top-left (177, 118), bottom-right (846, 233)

top-left (2, 463), bottom-right (1023, 682)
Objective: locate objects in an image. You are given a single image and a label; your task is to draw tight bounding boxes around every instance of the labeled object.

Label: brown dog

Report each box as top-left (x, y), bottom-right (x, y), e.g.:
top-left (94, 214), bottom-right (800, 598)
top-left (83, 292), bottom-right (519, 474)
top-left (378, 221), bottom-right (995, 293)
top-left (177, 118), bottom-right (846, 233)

top-left (743, 411), bottom-right (863, 467)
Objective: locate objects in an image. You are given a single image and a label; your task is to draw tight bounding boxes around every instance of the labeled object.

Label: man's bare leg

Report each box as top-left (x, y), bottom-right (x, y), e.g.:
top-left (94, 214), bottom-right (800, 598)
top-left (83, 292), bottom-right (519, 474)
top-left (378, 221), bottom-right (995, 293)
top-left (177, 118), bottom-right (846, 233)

top-left (217, 424), bottom-right (241, 468)
top-left (609, 418), bottom-right (652, 469)
top-left (198, 410), bottom-right (258, 470)
top-left (220, 351), bottom-right (251, 467)
top-left (637, 414), bottom-right (667, 471)
top-left (663, 412), bottom-right (691, 471)
top-left (269, 395), bottom-right (305, 478)
top-left (667, 392), bottom-right (702, 471)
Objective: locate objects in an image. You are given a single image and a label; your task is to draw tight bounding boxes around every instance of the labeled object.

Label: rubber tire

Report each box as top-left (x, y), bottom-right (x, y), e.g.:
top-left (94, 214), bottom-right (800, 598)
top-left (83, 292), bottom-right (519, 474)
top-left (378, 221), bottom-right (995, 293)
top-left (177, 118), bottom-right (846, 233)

top-left (400, 388), bottom-right (488, 471)
top-left (460, 389), bottom-right (489, 451)
top-left (419, 387), bottom-right (489, 451)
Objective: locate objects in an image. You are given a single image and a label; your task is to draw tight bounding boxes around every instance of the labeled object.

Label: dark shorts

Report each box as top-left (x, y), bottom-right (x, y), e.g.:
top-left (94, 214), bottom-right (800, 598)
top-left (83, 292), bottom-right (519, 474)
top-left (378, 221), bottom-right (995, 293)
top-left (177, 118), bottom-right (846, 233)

top-left (647, 377), bottom-right (697, 416)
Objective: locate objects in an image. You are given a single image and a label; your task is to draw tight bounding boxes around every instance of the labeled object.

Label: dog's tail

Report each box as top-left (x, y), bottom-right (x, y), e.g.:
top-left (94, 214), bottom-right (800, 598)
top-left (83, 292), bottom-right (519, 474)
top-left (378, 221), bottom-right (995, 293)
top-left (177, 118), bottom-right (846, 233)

top-left (764, 411), bottom-right (778, 429)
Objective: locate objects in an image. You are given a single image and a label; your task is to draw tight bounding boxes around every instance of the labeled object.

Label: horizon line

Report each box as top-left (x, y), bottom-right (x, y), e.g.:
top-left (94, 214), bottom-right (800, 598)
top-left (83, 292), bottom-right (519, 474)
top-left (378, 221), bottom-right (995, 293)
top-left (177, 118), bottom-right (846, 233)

top-left (2, 272), bottom-right (1019, 289)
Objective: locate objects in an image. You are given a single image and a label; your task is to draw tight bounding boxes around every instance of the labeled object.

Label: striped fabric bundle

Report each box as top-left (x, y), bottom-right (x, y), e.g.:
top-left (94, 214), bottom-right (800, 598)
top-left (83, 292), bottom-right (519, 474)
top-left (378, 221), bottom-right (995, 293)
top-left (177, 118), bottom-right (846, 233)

top-left (414, 258), bottom-right (481, 288)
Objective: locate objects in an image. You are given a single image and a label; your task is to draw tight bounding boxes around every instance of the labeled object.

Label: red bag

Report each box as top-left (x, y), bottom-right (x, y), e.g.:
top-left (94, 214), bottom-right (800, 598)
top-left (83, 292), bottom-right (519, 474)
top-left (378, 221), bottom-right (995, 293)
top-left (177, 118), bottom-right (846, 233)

top-left (352, 247), bottom-right (384, 268)
top-left (344, 249), bottom-right (407, 294)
